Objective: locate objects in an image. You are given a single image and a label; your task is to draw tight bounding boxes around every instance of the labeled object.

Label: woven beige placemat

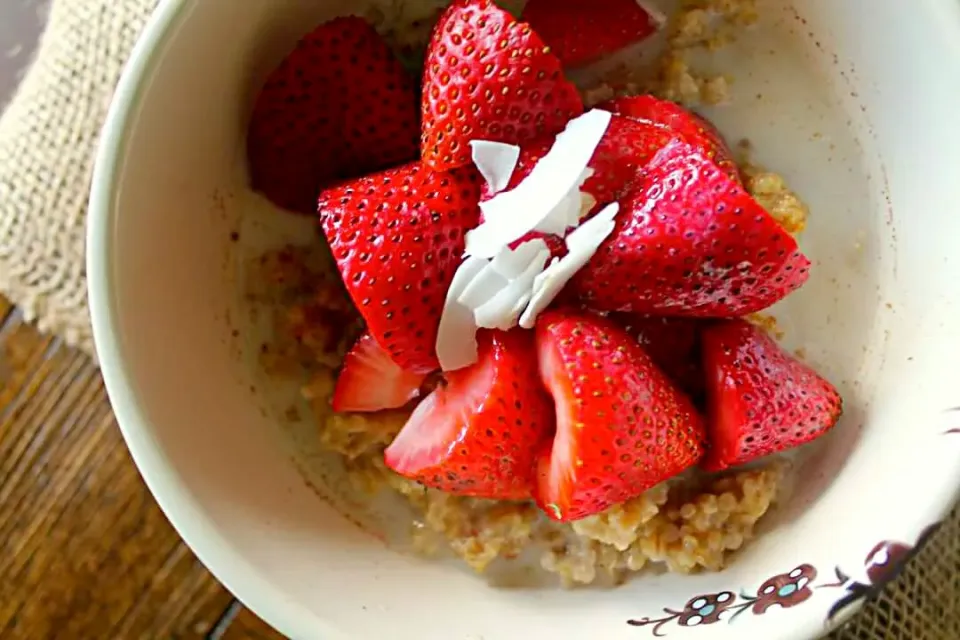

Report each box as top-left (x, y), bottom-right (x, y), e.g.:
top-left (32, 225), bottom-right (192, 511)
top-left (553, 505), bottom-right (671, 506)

top-left (0, 0), bottom-right (955, 637)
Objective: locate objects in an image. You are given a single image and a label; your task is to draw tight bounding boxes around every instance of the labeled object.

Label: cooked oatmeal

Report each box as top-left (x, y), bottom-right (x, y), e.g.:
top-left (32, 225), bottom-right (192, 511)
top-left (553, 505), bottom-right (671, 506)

top-left (253, 246), bottom-right (788, 587)
top-left (581, 0), bottom-right (758, 108)
top-left (737, 140), bottom-right (810, 234)
top-left (741, 163), bottom-right (809, 235)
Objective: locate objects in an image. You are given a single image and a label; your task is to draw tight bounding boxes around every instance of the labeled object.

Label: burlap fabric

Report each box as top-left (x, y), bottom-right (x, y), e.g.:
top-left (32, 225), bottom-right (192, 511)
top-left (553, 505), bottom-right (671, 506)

top-left (0, 0), bottom-right (956, 637)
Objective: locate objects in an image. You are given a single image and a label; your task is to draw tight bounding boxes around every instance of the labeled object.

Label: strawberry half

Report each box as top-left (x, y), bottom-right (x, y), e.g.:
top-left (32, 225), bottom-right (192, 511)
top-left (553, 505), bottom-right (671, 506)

top-left (420, 0), bottom-right (584, 171)
top-left (535, 310), bottom-right (705, 522)
top-left (599, 95), bottom-right (740, 181)
top-left (572, 138), bottom-right (811, 317)
top-left (523, 0), bottom-right (662, 68)
top-left (319, 161), bottom-right (482, 373)
top-left (332, 333), bottom-right (428, 413)
top-left (613, 314), bottom-right (707, 403)
top-left (384, 329), bottom-right (554, 500)
top-left (247, 16), bottom-right (419, 214)
top-left (700, 320), bottom-right (842, 472)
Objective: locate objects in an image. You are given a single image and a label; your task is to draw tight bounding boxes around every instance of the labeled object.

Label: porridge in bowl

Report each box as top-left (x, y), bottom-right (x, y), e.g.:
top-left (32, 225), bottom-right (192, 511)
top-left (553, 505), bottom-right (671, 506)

top-left (246, 0), bottom-right (838, 588)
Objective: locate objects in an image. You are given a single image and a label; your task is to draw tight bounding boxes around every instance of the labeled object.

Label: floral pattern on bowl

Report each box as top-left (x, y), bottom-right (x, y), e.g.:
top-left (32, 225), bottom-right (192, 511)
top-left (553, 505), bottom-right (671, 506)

top-left (944, 407), bottom-right (960, 435)
top-left (627, 523), bottom-right (942, 636)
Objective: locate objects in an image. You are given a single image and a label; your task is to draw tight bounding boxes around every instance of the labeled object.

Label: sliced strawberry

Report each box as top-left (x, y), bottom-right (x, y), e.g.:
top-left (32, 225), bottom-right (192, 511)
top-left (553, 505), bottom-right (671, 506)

top-left (572, 138), bottom-right (811, 317)
top-left (599, 95), bottom-right (740, 181)
top-left (332, 333), bottom-right (428, 413)
top-left (481, 115), bottom-right (674, 207)
top-left (248, 16), bottom-right (419, 214)
top-left (535, 310), bottom-right (705, 522)
top-left (385, 330), bottom-right (554, 500)
top-left (612, 314), bottom-right (707, 402)
top-left (700, 320), bottom-right (842, 472)
top-left (319, 161), bottom-right (482, 373)
top-left (523, 0), bottom-right (662, 68)
top-left (420, 0), bottom-right (584, 171)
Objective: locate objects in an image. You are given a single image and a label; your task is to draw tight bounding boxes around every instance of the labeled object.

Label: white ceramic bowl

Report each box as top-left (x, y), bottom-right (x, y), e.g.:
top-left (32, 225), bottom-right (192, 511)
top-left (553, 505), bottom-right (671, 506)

top-left (88, 1), bottom-right (960, 638)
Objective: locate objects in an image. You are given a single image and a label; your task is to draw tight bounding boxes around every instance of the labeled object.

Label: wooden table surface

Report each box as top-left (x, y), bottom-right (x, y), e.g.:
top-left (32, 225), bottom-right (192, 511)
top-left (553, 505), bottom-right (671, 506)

top-left (0, 297), bottom-right (285, 639)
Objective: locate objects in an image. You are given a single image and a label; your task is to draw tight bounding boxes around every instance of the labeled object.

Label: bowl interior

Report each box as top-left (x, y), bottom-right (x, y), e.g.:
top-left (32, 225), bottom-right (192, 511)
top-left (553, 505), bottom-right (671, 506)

top-left (90, 0), bottom-right (960, 638)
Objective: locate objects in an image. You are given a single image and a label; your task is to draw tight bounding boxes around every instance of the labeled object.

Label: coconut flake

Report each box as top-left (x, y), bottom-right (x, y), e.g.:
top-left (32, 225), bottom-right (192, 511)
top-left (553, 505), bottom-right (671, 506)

top-left (436, 256), bottom-right (488, 371)
top-left (566, 201), bottom-right (619, 252)
top-left (532, 169), bottom-right (594, 236)
top-left (519, 203), bottom-right (620, 329)
top-left (490, 238), bottom-right (549, 278)
top-left (470, 140), bottom-right (521, 195)
top-left (579, 192), bottom-right (598, 220)
top-left (465, 109), bottom-right (612, 258)
top-left (475, 246), bottom-right (550, 330)
top-left (457, 260), bottom-right (506, 309)
top-left (458, 239), bottom-right (546, 309)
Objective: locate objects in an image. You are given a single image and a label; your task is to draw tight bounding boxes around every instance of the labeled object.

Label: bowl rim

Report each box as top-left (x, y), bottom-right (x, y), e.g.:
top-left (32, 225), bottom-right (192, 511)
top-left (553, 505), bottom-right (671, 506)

top-left (87, 1), bottom-right (960, 639)
top-left (86, 1), bottom-right (349, 639)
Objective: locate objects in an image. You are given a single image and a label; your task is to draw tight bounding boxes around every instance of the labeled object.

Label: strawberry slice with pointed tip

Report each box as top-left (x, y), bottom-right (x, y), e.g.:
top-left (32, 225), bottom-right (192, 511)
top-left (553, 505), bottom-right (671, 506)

top-left (599, 95), bottom-right (740, 181)
top-left (613, 314), bottom-right (707, 403)
top-left (700, 320), bottom-right (842, 472)
top-left (523, 0), bottom-right (663, 68)
top-left (534, 310), bottom-right (705, 522)
top-left (385, 330), bottom-right (554, 500)
top-left (420, 0), bottom-right (584, 171)
top-left (572, 138), bottom-right (811, 317)
top-left (319, 161), bottom-right (482, 374)
top-left (332, 333), bottom-right (428, 413)
top-left (248, 16), bottom-right (419, 214)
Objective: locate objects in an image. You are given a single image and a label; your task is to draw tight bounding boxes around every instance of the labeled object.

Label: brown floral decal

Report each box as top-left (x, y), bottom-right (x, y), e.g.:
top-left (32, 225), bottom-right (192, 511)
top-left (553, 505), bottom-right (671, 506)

top-left (944, 406), bottom-right (960, 434)
top-left (626, 526), bottom-right (942, 635)
top-left (823, 523), bottom-right (941, 622)
top-left (627, 591), bottom-right (737, 636)
top-left (733, 564), bottom-right (818, 618)
top-left (626, 565), bottom-right (818, 635)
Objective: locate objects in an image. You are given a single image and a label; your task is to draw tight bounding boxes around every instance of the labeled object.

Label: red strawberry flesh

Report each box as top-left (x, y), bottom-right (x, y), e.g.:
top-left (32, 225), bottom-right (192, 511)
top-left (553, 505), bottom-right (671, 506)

top-left (333, 332), bottom-right (428, 413)
top-left (420, 0), bottom-right (584, 171)
top-left (612, 314), bottom-right (707, 402)
top-left (599, 95), bottom-right (740, 181)
top-left (523, 0), bottom-right (662, 68)
top-left (319, 161), bottom-right (482, 373)
top-left (247, 16), bottom-right (419, 214)
top-left (385, 330), bottom-right (555, 500)
top-left (572, 138), bottom-right (811, 317)
top-left (700, 320), bottom-right (842, 472)
top-left (535, 310), bottom-right (706, 522)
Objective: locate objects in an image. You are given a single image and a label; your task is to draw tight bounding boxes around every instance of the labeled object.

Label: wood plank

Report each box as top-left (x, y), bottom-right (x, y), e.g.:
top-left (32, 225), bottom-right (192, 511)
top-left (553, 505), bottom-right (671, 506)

top-left (0, 306), bottom-right (234, 639)
top-left (220, 606), bottom-right (286, 640)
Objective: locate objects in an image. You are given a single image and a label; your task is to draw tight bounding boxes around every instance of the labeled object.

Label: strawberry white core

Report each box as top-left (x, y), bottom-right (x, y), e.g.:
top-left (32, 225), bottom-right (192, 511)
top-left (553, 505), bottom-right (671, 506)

top-left (470, 140), bottom-right (521, 195)
top-left (536, 337), bottom-right (577, 510)
top-left (385, 357), bottom-right (495, 476)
